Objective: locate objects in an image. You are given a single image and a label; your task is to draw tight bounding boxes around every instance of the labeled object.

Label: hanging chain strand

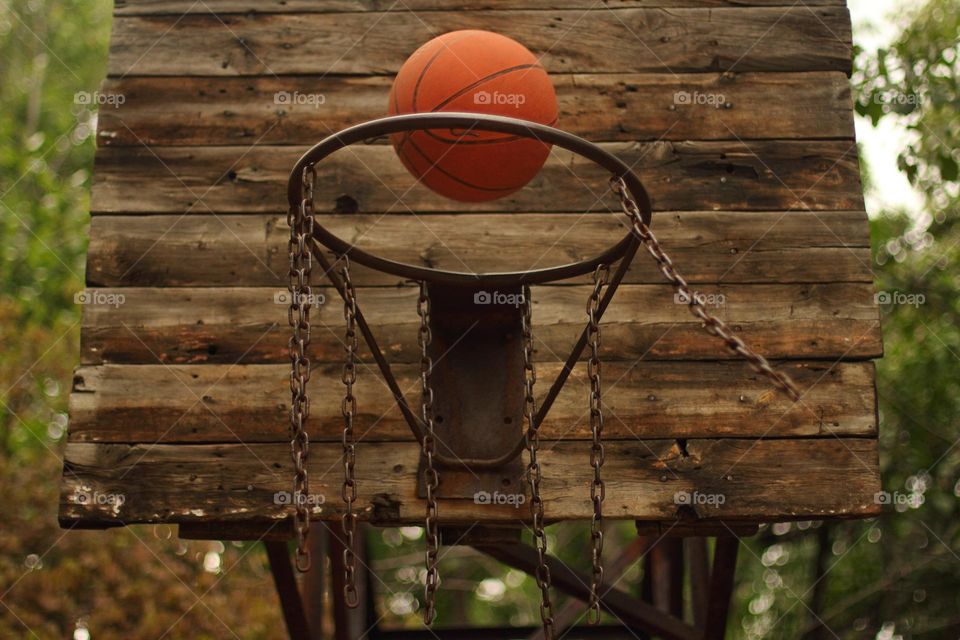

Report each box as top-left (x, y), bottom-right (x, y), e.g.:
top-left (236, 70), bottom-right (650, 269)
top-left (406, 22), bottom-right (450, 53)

top-left (417, 282), bottom-right (441, 625)
top-left (610, 176), bottom-right (801, 401)
top-left (521, 285), bottom-right (555, 639)
top-left (586, 265), bottom-right (609, 624)
top-left (339, 255), bottom-right (361, 608)
top-left (287, 164), bottom-right (317, 572)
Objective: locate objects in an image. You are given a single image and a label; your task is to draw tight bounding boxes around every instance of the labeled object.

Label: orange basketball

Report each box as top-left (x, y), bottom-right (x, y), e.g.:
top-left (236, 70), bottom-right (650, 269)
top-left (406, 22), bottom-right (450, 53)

top-left (387, 30), bottom-right (558, 202)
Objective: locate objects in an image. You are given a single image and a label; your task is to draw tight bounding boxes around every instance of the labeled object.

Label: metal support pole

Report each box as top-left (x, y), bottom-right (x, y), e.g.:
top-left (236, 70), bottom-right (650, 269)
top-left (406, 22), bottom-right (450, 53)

top-left (704, 537), bottom-right (739, 640)
top-left (302, 526), bottom-right (329, 639)
top-left (686, 538), bottom-right (710, 632)
top-left (265, 541), bottom-right (312, 640)
top-left (650, 538), bottom-right (684, 618)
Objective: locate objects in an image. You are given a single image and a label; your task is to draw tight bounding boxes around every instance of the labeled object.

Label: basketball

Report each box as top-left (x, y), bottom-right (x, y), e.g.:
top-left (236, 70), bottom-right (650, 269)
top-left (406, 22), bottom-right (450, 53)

top-left (387, 30), bottom-right (558, 202)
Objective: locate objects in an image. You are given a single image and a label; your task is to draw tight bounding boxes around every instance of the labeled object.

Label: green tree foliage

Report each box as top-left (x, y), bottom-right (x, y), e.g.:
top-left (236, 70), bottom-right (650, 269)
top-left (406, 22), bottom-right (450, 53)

top-left (855, 0), bottom-right (959, 214)
top-left (0, 0), bottom-right (98, 456)
top-left (1, 2), bottom-right (286, 637)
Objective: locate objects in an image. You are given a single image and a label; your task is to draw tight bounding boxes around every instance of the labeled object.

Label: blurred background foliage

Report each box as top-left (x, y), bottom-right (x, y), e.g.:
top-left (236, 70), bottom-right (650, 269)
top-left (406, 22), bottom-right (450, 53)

top-left (0, 0), bottom-right (957, 638)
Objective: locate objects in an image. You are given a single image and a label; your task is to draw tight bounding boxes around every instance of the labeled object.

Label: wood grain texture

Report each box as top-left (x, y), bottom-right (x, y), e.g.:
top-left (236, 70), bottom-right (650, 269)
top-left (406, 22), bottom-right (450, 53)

top-left (97, 72), bottom-right (854, 146)
top-left (69, 360), bottom-right (877, 443)
top-left (59, 438), bottom-right (882, 526)
top-left (90, 141), bottom-right (864, 213)
top-left (107, 9), bottom-right (851, 76)
top-left (85, 211), bottom-right (872, 288)
top-left (77, 284), bottom-right (882, 365)
top-left (113, 0), bottom-right (847, 16)
top-left (63, 0), bottom-right (878, 534)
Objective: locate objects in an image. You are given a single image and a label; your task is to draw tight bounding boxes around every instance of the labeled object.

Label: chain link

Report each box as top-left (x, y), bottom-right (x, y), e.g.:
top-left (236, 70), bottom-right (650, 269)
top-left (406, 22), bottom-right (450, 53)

top-left (521, 285), bottom-right (555, 639)
top-left (586, 265), bottom-right (609, 624)
top-left (339, 255), bottom-right (361, 608)
top-left (417, 282), bottom-right (441, 625)
top-left (610, 177), bottom-right (801, 402)
top-left (287, 164), bottom-right (316, 572)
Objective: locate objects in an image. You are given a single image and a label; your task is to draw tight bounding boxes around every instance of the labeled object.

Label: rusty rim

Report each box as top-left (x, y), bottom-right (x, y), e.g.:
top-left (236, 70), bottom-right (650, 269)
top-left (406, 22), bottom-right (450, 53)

top-left (287, 112), bottom-right (653, 286)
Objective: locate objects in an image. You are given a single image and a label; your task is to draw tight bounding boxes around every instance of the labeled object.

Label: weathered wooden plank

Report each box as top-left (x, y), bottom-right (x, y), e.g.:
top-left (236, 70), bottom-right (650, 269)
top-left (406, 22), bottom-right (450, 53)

top-left (90, 141), bottom-right (864, 213)
top-left (96, 72), bottom-right (854, 146)
top-left (59, 438), bottom-right (882, 526)
top-left (85, 211), bottom-right (872, 288)
top-left (69, 361), bottom-right (877, 443)
top-left (77, 284), bottom-right (882, 365)
top-left (114, 0), bottom-right (847, 16)
top-left (107, 9), bottom-right (851, 76)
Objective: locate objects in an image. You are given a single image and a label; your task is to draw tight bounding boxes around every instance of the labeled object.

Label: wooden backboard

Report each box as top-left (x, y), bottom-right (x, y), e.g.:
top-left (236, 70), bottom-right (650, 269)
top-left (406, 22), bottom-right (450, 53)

top-left (60, 0), bottom-right (882, 537)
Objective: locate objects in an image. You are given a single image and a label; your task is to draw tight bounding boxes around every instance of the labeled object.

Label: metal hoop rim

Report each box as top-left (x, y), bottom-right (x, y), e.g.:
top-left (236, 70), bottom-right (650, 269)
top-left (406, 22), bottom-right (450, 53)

top-left (287, 112), bottom-right (654, 286)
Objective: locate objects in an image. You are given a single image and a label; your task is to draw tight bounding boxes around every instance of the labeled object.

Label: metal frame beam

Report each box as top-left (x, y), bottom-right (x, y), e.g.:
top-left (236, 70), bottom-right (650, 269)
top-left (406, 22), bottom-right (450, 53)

top-left (267, 532), bottom-right (742, 640)
top-left (473, 542), bottom-right (699, 640)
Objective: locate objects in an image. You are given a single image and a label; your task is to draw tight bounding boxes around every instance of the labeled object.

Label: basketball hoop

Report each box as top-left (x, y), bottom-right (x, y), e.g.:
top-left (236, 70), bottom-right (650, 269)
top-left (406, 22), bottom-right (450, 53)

top-left (286, 113), bottom-right (799, 638)
top-left (288, 112), bottom-right (651, 285)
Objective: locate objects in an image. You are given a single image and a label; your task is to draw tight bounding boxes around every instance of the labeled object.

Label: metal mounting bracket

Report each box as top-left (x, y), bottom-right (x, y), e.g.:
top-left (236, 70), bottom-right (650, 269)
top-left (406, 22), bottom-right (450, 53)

top-left (416, 283), bottom-right (527, 501)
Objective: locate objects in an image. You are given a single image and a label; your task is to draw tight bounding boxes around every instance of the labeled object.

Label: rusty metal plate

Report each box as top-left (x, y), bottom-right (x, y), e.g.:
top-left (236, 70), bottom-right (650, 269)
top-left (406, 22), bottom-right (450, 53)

top-left (417, 284), bottom-right (527, 501)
